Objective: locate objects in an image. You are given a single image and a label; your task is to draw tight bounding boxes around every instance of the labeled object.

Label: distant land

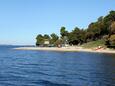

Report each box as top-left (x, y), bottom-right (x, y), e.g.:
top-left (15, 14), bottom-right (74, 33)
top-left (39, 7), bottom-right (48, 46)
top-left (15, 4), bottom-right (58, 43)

top-left (35, 10), bottom-right (115, 49)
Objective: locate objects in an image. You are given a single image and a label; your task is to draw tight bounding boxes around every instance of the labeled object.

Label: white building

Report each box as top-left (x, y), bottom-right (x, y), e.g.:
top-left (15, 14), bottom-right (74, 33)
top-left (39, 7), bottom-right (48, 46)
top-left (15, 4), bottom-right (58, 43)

top-left (44, 39), bottom-right (50, 45)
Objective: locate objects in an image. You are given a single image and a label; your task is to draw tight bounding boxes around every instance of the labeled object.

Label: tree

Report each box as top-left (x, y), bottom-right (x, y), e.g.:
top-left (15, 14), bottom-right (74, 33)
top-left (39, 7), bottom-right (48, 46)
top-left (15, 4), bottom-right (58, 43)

top-left (103, 35), bottom-right (110, 45)
top-left (43, 34), bottom-right (50, 40)
top-left (85, 32), bottom-right (94, 42)
top-left (97, 16), bottom-right (108, 35)
top-left (79, 29), bottom-right (86, 43)
top-left (35, 10), bottom-right (115, 48)
top-left (36, 34), bottom-right (44, 46)
top-left (60, 27), bottom-right (68, 37)
top-left (109, 34), bottom-right (115, 46)
top-left (105, 21), bottom-right (115, 47)
top-left (110, 21), bottom-right (115, 34)
top-left (98, 16), bottom-right (103, 22)
top-left (103, 10), bottom-right (115, 34)
top-left (50, 33), bottom-right (59, 44)
top-left (104, 11), bottom-right (115, 25)
top-left (87, 22), bottom-right (101, 39)
top-left (68, 27), bottom-right (80, 45)
top-left (60, 26), bottom-right (69, 45)
top-left (55, 39), bottom-right (63, 46)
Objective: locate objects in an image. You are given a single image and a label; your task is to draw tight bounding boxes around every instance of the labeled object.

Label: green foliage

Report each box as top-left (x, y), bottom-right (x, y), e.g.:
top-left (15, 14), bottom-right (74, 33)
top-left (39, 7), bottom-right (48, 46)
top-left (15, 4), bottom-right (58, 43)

top-left (109, 34), bottom-right (115, 46)
top-left (103, 10), bottom-right (115, 33)
top-left (44, 34), bottom-right (50, 40)
top-left (36, 34), bottom-right (50, 46)
top-left (60, 27), bottom-right (68, 37)
top-left (82, 40), bottom-right (105, 48)
top-left (85, 32), bottom-right (94, 41)
top-left (68, 27), bottom-right (80, 45)
top-left (67, 27), bottom-right (86, 45)
top-left (105, 21), bottom-right (115, 47)
top-left (36, 34), bottom-right (44, 45)
top-left (87, 22), bottom-right (101, 39)
top-left (110, 21), bottom-right (115, 34)
top-left (104, 11), bottom-right (115, 25)
top-left (35, 10), bottom-right (115, 48)
top-left (103, 35), bottom-right (109, 41)
top-left (50, 33), bottom-right (59, 44)
top-left (54, 39), bottom-right (63, 46)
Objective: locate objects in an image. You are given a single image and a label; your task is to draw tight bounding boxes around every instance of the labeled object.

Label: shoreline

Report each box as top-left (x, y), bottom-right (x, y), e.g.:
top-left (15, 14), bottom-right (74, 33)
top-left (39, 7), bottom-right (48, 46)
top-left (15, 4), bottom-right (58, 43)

top-left (14, 47), bottom-right (115, 54)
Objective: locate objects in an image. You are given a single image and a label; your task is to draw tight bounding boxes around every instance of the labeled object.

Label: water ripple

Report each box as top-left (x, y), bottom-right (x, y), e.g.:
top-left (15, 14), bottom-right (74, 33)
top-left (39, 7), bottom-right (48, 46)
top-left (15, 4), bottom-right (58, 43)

top-left (0, 46), bottom-right (115, 86)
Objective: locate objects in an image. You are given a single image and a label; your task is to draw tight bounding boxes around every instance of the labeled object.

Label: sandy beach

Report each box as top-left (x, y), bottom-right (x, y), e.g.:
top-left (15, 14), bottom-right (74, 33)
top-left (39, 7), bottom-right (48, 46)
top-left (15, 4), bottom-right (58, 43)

top-left (14, 46), bottom-right (115, 54)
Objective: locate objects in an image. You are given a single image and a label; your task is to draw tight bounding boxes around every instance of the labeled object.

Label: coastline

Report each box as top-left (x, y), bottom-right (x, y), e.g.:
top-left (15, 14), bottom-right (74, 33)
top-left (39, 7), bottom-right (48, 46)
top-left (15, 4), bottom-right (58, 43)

top-left (14, 47), bottom-right (115, 54)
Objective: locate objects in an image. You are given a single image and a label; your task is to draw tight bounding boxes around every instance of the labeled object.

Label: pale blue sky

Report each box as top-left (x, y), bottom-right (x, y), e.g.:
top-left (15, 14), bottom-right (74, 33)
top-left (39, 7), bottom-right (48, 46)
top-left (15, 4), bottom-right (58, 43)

top-left (0, 0), bottom-right (115, 45)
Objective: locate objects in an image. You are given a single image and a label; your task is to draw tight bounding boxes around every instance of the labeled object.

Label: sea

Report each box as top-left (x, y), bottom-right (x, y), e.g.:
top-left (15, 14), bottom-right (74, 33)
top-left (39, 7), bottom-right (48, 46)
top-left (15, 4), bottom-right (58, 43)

top-left (0, 45), bottom-right (115, 86)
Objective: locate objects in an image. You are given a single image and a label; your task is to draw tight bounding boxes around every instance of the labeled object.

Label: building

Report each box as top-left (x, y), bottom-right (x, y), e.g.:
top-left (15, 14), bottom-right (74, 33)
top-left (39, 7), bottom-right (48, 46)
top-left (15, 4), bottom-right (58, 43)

top-left (44, 39), bottom-right (50, 46)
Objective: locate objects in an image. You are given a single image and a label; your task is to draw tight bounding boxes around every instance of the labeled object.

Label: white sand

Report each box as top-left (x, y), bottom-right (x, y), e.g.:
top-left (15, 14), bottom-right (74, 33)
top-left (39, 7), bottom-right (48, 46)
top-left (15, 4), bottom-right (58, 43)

top-left (14, 46), bottom-right (115, 54)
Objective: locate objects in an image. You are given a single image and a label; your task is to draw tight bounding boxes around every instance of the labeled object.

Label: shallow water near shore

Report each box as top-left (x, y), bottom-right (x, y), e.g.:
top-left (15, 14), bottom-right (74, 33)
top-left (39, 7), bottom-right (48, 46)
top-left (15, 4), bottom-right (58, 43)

top-left (0, 45), bottom-right (115, 86)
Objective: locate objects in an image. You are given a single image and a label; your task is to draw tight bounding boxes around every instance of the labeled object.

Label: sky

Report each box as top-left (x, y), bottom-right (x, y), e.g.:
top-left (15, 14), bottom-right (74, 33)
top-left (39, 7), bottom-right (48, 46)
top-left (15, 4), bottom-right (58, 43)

top-left (0, 0), bottom-right (115, 45)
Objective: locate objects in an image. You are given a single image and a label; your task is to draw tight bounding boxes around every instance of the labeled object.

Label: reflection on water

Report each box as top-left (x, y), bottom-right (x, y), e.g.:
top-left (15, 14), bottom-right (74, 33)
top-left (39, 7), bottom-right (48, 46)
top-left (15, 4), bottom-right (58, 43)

top-left (0, 46), bottom-right (115, 86)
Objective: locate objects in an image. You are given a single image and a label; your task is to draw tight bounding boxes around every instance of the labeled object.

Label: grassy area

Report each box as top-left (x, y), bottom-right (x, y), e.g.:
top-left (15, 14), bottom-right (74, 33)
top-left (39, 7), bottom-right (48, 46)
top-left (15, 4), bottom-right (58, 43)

top-left (81, 39), bottom-right (106, 49)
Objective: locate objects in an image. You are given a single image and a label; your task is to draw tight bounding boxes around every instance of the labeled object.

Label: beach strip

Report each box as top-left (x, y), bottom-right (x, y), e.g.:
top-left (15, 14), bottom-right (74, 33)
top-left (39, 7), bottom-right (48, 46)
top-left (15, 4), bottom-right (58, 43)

top-left (14, 47), bottom-right (115, 54)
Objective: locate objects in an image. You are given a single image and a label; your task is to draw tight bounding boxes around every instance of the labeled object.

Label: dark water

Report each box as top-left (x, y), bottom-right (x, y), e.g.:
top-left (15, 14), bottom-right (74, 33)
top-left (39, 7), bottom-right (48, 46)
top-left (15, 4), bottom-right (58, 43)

top-left (0, 46), bottom-right (115, 86)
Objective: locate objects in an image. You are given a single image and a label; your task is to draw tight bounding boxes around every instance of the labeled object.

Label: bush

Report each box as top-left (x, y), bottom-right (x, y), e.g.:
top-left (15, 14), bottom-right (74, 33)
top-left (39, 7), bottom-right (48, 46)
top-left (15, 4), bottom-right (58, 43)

top-left (110, 22), bottom-right (115, 34)
top-left (109, 34), bottom-right (115, 46)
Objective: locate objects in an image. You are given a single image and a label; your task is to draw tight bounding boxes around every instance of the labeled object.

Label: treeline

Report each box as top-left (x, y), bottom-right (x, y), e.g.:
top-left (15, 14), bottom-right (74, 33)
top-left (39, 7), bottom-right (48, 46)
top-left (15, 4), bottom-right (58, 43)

top-left (36, 10), bottom-right (115, 47)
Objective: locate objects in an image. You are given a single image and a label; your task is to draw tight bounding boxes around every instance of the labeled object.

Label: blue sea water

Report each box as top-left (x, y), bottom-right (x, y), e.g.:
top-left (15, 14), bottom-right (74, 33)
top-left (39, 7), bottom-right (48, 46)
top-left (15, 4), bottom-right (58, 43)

top-left (0, 45), bottom-right (115, 86)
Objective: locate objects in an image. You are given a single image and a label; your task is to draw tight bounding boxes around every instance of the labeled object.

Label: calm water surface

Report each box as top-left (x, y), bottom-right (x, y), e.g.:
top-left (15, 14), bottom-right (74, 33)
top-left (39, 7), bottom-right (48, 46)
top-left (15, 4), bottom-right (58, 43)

top-left (0, 46), bottom-right (115, 86)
